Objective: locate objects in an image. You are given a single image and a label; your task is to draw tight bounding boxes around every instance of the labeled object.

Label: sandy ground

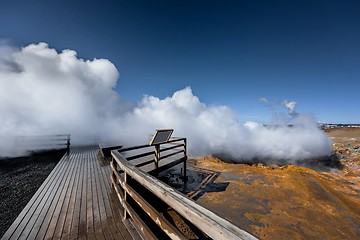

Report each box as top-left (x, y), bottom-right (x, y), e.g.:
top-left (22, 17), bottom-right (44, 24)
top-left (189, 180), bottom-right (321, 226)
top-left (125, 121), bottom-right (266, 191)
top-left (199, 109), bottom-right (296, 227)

top-left (190, 128), bottom-right (360, 239)
top-left (0, 150), bottom-right (66, 238)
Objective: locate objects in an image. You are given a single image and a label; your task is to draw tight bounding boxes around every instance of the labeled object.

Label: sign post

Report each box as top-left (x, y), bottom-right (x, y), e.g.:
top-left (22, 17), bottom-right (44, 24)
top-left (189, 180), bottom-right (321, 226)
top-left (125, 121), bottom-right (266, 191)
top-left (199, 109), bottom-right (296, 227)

top-left (149, 129), bottom-right (174, 173)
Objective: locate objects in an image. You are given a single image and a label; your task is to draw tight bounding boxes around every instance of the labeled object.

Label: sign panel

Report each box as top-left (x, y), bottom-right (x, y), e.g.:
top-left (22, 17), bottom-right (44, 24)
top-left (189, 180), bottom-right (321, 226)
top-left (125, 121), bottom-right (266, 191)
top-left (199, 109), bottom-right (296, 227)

top-left (149, 129), bottom-right (173, 145)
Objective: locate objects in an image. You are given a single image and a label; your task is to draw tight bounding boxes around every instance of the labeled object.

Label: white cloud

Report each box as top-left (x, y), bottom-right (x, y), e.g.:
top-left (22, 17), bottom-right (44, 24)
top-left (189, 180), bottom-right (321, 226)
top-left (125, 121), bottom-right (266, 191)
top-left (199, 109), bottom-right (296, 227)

top-left (0, 42), bottom-right (332, 162)
top-left (258, 97), bottom-right (268, 103)
top-left (0, 42), bottom-right (120, 143)
top-left (283, 100), bottom-right (298, 117)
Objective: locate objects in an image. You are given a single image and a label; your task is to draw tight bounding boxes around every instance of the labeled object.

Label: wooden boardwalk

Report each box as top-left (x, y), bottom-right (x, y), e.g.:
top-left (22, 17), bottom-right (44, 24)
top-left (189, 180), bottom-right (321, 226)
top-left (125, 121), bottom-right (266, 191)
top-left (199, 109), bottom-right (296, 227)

top-left (1, 147), bottom-right (133, 240)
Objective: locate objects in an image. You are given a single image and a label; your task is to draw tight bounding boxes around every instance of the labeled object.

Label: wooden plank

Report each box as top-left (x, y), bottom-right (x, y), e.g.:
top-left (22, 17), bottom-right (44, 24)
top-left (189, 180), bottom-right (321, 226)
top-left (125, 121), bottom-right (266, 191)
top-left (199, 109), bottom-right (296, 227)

top-left (164, 138), bottom-right (186, 144)
top-left (159, 143), bottom-right (184, 152)
top-left (77, 150), bottom-right (88, 238)
top-left (93, 150), bottom-right (114, 240)
top-left (89, 148), bottom-right (131, 239)
top-left (159, 149), bottom-right (184, 160)
top-left (118, 144), bottom-right (152, 153)
top-left (52, 150), bottom-right (81, 239)
top-left (14, 134), bottom-right (70, 153)
top-left (36, 151), bottom-right (78, 239)
top-left (126, 150), bottom-right (155, 161)
top-left (20, 151), bottom-right (73, 239)
top-left (44, 152), bottom-right (78, 239)
top-left (86, 150), bottom-right (95, 237)
top-left (99, 143), bottom-right (122, 158)
top-left (85, 149), bottom-right (97, 240)
top-left (85, 154), bottom-right (97, 240)
top-left (127, 156), bottom-right (157, 173)
top-left (149, 157), bottom-right (186, 175)
top-left (133, 159), bottom-right (155, 169)
top-left (97, 154), bottom-right (127, 239)
top-left (111, 173), bottom-right (125, 205)
top-left (111, 157), bottom-right (162, 240)
top-left (108, 162), bottom-right (136, 240)
top-left (120, 148), bottom-right (185, 175)
top-left (61, 149), bottom-right (82, 239)
top-left (123, 202), bottom-right (158, 240)
top-left (110, 178), bottom-right (133, 239)
top-left (100, 152), bottom-right (129, 239)
top-left (3, 147), bottom-right (133, 240)
top-left (101, 149), bottom-right (133, 240)
top-left (89, 149), bottom-right (105, 240)
top-left (1, 153), bottom-right (68, 240)
top-left (18, 152), bottom-right (72, 239)
top-left (128, 157), bottom-right (154, 169)
top-left (123, 182), bottom-right (187, 240)
top-left (69, 150), bottom-right (84, 240)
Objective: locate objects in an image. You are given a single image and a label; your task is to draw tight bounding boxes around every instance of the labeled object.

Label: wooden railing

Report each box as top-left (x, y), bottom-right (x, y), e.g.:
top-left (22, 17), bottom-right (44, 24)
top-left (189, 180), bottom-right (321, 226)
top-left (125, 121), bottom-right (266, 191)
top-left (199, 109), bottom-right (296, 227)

top-left (14, 134), bottom-right (71, 153)
top-left (110, 138), bottom-right (257, 240)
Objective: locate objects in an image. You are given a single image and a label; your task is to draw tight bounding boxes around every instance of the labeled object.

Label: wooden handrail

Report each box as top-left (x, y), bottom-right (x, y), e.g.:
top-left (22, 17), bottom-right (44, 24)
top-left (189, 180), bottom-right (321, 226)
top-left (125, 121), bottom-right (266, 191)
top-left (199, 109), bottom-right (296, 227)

top-left (118, 144), bottom-right (152, 153)
top-left (111, 149), bottom-right (258, 240)
top-left (160, 143), bottom-right (185, 152)
top-left (110, 161), bottom-right (186, 239)
top-left (126, 150), bottom-right (155, 160)
top-left (14, 134), bottom-right (70, 153)
top-left (159, 149), bottom-right (185, 160)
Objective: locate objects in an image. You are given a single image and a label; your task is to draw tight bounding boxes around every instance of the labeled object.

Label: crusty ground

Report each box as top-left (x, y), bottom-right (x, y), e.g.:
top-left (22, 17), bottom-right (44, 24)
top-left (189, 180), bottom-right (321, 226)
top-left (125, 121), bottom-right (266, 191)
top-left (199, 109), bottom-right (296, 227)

top-left (191, 128), bottom-right (360, 240)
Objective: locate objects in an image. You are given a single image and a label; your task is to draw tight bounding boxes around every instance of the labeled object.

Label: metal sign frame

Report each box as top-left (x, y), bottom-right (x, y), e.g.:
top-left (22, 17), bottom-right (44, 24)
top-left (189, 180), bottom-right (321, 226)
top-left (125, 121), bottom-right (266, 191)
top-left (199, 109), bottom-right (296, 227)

top-left (149, 129), bottom-right (174, 145)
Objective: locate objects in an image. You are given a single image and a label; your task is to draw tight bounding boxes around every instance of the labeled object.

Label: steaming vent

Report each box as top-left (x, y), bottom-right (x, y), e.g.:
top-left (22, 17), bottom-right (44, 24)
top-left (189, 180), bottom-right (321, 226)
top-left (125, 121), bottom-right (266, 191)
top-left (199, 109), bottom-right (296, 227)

top-left (0, 42), bottom-right (332, 164)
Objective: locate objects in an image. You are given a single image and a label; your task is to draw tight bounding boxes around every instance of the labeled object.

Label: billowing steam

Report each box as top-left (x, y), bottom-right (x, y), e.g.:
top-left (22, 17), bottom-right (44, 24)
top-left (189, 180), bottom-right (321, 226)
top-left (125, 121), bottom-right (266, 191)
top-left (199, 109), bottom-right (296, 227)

top-left (0, 42), bottom-right (332, 162)
top-left (283, 100), bottom-right (299, 117)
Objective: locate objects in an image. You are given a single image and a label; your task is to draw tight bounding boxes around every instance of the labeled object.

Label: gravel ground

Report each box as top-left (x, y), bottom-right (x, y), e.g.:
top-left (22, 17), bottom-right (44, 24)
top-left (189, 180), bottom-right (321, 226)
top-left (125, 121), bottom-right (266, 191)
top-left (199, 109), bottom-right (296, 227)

top-left (0, 149), bottom-right (66, 238)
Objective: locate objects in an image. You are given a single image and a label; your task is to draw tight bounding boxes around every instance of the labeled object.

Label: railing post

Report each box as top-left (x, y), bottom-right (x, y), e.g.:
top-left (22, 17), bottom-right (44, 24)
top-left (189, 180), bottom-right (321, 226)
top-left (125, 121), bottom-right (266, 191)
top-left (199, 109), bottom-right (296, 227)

top-left (123, 172), bottom-right (128, 220)
top-left (111, 149), bottom-right (258, 240)
top-left (66, 134), bottom-right (70, 153)
top-left (154, 144), bottom-right (160, 168)
top-left (111, 157), bottom-right (116, 186)
top-left (183, 138), bottom-right (187, 180)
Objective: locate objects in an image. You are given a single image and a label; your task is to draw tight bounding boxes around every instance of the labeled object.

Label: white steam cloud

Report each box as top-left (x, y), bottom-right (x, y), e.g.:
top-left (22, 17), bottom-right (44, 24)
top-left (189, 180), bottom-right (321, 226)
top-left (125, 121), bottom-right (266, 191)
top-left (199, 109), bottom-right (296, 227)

top-left (0, 42), bottom-right (332, 162)
top-left (282, 100), bottom-right (299, 117)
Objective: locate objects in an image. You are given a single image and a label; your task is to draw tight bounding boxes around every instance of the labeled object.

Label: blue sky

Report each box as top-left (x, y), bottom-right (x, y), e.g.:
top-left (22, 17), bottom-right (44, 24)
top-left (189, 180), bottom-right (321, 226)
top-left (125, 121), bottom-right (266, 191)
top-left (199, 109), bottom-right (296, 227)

top-left (1, 0), bottom-right (359, 123)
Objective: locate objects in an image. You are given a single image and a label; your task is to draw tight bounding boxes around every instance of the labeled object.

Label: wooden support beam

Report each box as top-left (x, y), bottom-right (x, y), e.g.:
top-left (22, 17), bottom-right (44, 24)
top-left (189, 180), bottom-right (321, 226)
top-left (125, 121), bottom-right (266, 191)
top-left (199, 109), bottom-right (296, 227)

top-left (149, 157), bottom-right (186, 176)
top-left (111, 150), bottom-right (258, 240)
top-left (126, 150), bottom-right (155, 161)
top-left (159, 150), bottom-right (184, 160)
top-left (123, 202), bottom-right (158, 240)
top-left (118, 144), bottom-right (152, 153)
top-left (123, 183), bottom-right (187, 240)
top-left (159, 144), bottom-right (184, 153)
top-left (154, 145), bottom-right (160, 169)
top-left (166, 138), bottom-right (186, 144)
top-left (183, 138), bottom-right (187, 179)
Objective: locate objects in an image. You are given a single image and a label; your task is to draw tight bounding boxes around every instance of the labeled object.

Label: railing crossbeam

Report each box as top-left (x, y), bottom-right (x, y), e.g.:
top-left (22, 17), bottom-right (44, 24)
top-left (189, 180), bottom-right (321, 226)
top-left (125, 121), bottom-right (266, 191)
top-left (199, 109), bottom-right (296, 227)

top-left (109, 137), bottom-right (258, 240)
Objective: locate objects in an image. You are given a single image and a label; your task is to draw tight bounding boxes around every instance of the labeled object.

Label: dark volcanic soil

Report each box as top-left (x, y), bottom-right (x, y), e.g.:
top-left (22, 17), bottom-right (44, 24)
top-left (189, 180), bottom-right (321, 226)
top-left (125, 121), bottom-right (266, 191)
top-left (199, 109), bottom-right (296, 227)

top-left (0, 150), bottom-right (66, 238)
